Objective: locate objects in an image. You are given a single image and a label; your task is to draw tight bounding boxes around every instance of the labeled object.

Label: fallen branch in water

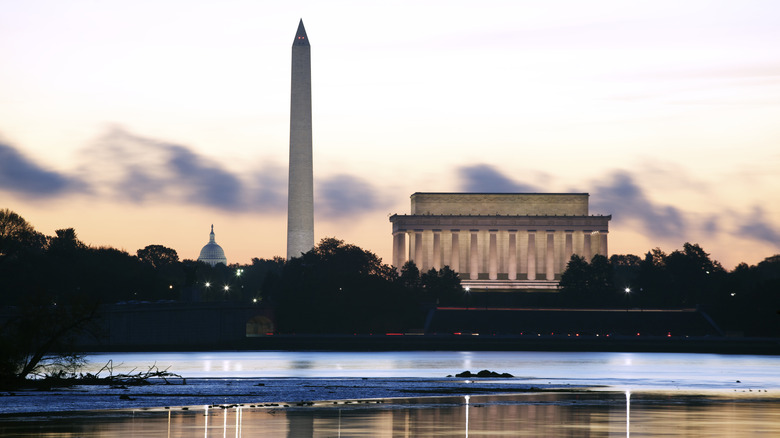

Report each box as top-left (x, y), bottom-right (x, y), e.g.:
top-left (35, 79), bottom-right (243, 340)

top-left (36, 360), bottom-right (185, 388)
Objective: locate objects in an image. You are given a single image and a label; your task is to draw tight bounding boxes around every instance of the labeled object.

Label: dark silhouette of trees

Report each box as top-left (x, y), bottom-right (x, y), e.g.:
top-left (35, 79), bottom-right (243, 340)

top-left (559, 254), bottom-right (615, 307)
top-left (3, 204), bottom-right (780, 382)
top-left (0, 208), bottom-right (46, 263)
top-left (398, 261), bottom-right (465, 306)
top-left (558, 255), bottom-right (590, 306)
top-left (1, 289), bottom-right (98, 384)
top-left (1, 218), bottom-right (101, 386)
top-left (715, 255), bottom-right (780, 336)
top-left (399, 260), bottom-right (421, 291)
top-left (556, 242), bottom-right (779, 335)
top-left (420, 266), bottom-right (464, 306)
top-left (271, 237), bottom-right (410, 333)
top-left (137, 245), bottom-right (179, 269)
top-left (561, 243), bottom-right (728, 309)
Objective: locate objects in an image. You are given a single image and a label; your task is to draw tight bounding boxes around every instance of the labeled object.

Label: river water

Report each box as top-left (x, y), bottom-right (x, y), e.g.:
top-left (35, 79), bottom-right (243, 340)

top-left (81, 350), bottom-right (780, 391)
top-left (2, 351), bottom-right (780, 436)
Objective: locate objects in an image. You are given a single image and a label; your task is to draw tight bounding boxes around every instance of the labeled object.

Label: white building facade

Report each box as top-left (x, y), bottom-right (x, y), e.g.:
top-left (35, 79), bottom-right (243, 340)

top-left (389, 193), bottom-right (611, 291)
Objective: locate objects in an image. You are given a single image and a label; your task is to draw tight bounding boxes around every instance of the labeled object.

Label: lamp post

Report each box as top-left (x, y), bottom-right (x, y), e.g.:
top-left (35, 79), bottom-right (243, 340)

top-left (624, 287), bottom-right (631, 311)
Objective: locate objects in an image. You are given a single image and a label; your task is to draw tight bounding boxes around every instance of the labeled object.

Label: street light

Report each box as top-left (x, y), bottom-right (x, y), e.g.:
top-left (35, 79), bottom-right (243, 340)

top-left (625, 287), bottom-right (631, 311)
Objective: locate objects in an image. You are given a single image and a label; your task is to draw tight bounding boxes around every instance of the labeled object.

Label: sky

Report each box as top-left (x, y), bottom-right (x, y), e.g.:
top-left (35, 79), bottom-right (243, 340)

top-left (1, 0), bottom-right (779, 269)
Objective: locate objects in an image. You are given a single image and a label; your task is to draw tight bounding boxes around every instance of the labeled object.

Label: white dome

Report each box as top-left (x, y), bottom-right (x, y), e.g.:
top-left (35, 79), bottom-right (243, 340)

top-left (198, 225), bottom-right (227, 267)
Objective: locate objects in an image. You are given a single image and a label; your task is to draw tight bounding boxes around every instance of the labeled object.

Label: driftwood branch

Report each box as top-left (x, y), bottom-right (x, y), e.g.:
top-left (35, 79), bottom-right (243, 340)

top-left (40, 361), bottom-right (185, 387)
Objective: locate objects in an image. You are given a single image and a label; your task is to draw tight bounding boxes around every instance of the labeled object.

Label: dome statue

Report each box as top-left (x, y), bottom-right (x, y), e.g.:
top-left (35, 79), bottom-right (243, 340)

top-left (198, 225), bottom-right (227, 267)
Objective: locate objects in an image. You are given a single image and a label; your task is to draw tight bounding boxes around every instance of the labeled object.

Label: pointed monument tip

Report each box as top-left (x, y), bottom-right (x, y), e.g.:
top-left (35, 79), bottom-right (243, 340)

top-left (293, 19), bottom-right (309, 47)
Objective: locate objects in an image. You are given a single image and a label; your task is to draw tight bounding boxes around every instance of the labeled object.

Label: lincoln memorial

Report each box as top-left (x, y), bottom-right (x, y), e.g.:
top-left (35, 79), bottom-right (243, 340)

top-left (389, 193), bottom-right (611, 291)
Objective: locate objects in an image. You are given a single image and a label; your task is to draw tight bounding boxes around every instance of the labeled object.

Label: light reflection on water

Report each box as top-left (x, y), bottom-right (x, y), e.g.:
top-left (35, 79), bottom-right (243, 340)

top-left (81, 350), bottom-right (780, 392)
top-left (3, 351), bottom-right (780, 436)
top-left (4, 393), bottom-right (780, 437)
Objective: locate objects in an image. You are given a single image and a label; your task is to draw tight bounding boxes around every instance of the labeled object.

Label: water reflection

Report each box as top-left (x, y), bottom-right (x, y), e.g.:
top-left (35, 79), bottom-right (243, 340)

top-left (626, 390), bottom-right (630, 438)
top-left (464, 395), bottom-right (469, 437)
top-left (3, 392), bottom-right (780, 437)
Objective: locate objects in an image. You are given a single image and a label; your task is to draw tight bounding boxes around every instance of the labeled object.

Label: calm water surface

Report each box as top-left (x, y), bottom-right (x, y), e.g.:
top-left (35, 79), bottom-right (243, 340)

top-left (3, 351), bottom-right (780, 436)
top-left (83, 350), bottom-right (780, 392)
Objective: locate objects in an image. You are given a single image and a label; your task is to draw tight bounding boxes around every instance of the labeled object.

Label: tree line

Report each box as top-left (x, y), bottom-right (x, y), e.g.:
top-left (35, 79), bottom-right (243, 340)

top-left (559, 244), bottom-right (780, 336)
top-left (0, 209), bottom-right (462, 383)
top-left (2, 207), bottom-right (779, 384)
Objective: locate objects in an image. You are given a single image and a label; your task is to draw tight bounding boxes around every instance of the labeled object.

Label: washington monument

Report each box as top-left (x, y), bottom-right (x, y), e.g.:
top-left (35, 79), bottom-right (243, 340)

top-left (287, 19), bottom-right (314, 259)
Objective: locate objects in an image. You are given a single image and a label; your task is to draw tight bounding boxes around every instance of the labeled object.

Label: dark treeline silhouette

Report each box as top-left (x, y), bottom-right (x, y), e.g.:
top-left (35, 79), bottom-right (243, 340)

top-left (266, 237), bottom-right (463, 334)
top-left (0, 210), bottom-right (462, 383)
top-left (2, 208), bottom-right (779, 383)
top-left (559, 244), bottom-right (780, 336)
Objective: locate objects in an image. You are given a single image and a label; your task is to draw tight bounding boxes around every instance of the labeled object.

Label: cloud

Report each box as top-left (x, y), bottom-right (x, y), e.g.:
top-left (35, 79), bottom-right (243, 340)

top-left (457, 164), bottom-right (540, 192)
top-left (456, 164), bottom-right (689, 240)
top-left (0, 142), bottom-right (86, 197)
top-left (737, 207), bottom-right (780, 245)
top-left (79, 128), bottom-right (253, 211)
top-left (590, 171), bottom-right (687, 239)
top-left (71, 128), bottom-right (286, 212)
top-left (249, 166), bottom-right (287, 213)
top-left (316, 174), bottom-right (392, 219)
top-left (456, 163), bottom-right (780, 248)
top-left (1, 127), bottom-right (390, 219)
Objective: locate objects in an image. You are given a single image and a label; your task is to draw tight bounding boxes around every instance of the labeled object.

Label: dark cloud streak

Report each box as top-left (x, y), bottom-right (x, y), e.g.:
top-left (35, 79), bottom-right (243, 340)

top-left (458, 164), bottom-right (689, 240)
top-left (458, 164), bottom-right (539, 192)
top-left (316, 174), bottom-right (391, 219)
top-left (0, 142), bottom-right (86, 197)
top-left (1, 129), bottom-right (388, 220)
top-left (590, 171), bottom-right (687, 239)
top-left (738, 207), bottom-right (780, 244)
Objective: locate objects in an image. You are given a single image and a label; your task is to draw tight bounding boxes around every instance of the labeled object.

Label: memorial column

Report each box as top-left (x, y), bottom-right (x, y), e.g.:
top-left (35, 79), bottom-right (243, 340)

top-left (508, 230), bottom-right (517, 280)
top-left (488, 230), bottom-right (498, 280)
top-left (469, 230), bottom-right (479, 280)
top-left (598, 230), bottom-right (608, 257)
top-left (546, 230), bottom-right (555, 280)
top-left (582, 230), bottom-right (592, 262)
top-left (392, 231), bottom-right (406, 272)
top-left (432, 230), bottom-right (442, 270)
top-left (527, 230), bottom-right (537, 281)
top-left (450, 230), bottom-right (460, 273)
top-left (414, 230), bottom-right (423, 266)
top-left (564, 230), bottom-right (573, 266)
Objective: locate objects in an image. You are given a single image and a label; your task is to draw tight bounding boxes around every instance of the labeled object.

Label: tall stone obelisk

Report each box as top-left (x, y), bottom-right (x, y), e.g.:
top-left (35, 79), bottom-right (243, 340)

top-left (286, 19), bottom-right (314, 259)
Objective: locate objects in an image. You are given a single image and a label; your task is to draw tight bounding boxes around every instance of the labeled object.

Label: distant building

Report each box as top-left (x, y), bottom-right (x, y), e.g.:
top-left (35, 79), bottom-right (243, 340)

top-left (389, 193), bottom-right (611, 291)
top-left (198, 225), bottom-right (227, 267)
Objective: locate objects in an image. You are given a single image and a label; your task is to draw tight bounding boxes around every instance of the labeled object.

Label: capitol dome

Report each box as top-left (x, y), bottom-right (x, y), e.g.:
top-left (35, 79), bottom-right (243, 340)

top-left (198, 225), bottom-right (227, 267)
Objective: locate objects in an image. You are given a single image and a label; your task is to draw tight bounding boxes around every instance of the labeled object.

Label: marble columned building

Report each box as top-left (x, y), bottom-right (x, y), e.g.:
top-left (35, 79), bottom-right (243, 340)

top-left (389, 193), bottom-right (611, 291)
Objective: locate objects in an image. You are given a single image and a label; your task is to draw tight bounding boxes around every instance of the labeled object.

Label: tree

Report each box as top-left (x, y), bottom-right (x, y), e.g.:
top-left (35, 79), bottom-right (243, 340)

top-left (637, 248), bottom-right (674, 307)
top-left (272, 238), bottom-right (410, 333)
top-left (48, 228), bottom-right (86, 253)
top-left (399, 261), bottom-right (421, 291)
top-left (0, 208), bottom-right (45, 262)
top-left (1, 290), bottom-right (98, 385)
top-left (664, 243), bottom-right (725, 306)
top-left (589, 255), bottom-right (615, 304)
top-left (0, 214), bottom-right (101, 387)
top-left (559, 255), bottom-right (589, 305)
top-left (420, 266), bottom-right (464, 306)
top-left (137, 245), bottom-right (179, 269)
